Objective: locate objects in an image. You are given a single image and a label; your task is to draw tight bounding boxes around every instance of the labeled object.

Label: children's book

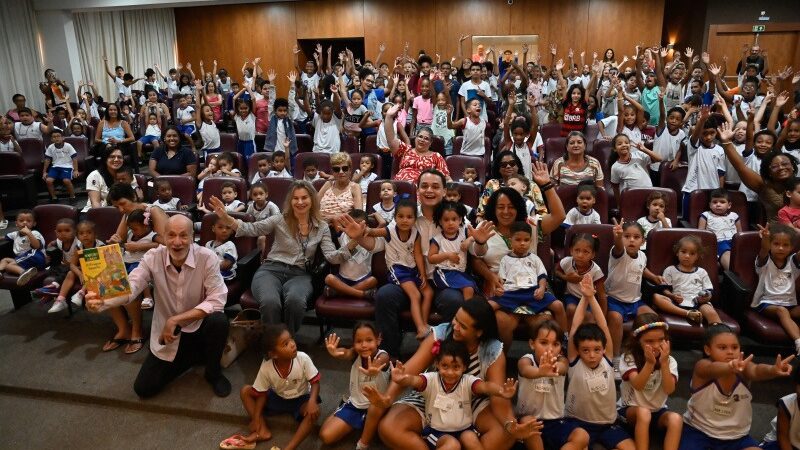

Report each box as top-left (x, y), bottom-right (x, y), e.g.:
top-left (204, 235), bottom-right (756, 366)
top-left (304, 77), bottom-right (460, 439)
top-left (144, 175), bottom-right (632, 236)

top-left (78, 244), bottom-right (131, 300)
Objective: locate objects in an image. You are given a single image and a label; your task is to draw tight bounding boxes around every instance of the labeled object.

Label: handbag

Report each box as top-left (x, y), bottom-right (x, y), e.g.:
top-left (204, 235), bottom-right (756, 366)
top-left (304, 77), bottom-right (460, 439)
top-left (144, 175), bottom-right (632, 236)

top-left (304, 246), bottom-right (329, 305)
top-left (220, 309), bottom-right (263, 368)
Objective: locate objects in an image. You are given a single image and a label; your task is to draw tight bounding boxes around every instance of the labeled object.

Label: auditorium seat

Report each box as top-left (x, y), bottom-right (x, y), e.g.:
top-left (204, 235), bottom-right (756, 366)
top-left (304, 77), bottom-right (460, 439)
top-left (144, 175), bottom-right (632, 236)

top-left (349, 153), bottom-right (383, 179)
top-left (552, 185), bottom-right (609, 260)
top-left (618, 188), bottom-right (679, 228)
top-left (0, 152), bottom-right (36, 209)
top-left (446, 155), bottom-right (486, 185)
top-left (200, 177), bottom-right (248, 209)
top-left (681, 189), bottom-right (749, 231)
top-left (85, 207), bottom-right (123, 242)
top-left (198, 212), bottom-right (258, 306)
top-left (293, 153), bottom-right (331, 179)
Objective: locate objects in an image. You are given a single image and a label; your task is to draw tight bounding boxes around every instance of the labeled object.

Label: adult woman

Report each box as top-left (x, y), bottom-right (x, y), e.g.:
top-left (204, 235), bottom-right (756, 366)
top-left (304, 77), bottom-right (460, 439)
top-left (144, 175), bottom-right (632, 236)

top-left (102, 183), bottom-right (168, 354)
top-left (386, 104), bottom-right (450, 183)
top-left (6, 94), bottom-right (41, 122)
top-left (718, 122), bottom-right (791, 223)
top-left (364, 299), bottom-right (541, 450)
top-left (208, 181), bottom-right (351, 332)
top-left (603, 48), bottom-right (617, 67)
top-left (472, 164), bottom-right (566, 351)
top-left (148, 127), bottom-right (197, 178)
top-left (549, 131), bottom-right (604, 187)
top-left (82, 147), bottom-right (125, 212)
top-left (318, 152), bottom-right (362, 222)
top-left (94, 103), bottom-right (136, 168)
top-left (476, 150), bottom-right (546, 220)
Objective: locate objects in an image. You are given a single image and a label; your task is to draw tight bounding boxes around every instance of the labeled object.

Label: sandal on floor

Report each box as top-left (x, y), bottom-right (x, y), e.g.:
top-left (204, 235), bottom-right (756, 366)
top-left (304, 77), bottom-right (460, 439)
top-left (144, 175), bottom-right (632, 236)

top-left (219, 435), bottom-right (256, 450)
top-left (102, 338), bottom-right (128, 352)
top-left (687, 309), bottom-right (703, 325)
top-left (124, 338), bottom-right (145, 354)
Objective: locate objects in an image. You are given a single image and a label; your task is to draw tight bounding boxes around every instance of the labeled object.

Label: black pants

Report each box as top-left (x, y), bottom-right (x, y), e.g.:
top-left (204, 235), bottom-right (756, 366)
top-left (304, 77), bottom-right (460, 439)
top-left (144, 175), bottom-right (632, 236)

top-left (133, 311), bottom-right (228, 398)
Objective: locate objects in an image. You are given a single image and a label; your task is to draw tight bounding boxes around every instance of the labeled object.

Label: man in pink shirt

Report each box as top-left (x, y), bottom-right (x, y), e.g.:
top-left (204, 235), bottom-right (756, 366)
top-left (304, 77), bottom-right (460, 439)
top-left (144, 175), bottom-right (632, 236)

top-left (87, 215), bottom-right (231, 398)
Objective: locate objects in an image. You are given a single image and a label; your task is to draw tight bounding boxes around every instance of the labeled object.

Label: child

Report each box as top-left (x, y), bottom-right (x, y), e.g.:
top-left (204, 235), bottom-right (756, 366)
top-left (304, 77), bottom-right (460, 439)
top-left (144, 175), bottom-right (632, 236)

top-left (389, 339), bottom-right (517, 449)
top-left (303, 84), bottom-right (342, 153)
top-left (136, 113), bottom-right (162, 159)
top-left (448, 98), bottom-right (487, 156)
top-left (122, 209), bottom-right (158, 310)
top-left (502, 93), bottom-right (543, 178)
top-left (267, 151), bottom-right (291, 178)
top-left (339, 80), bottom-right (372, 139)
top-left (562, 274), bottom-right (635, 450)
top-left (459, 165), bottom-right (481, 188)
top-left (636, 191), bottom-right (672, 249)
top-left (352, 154), bottom-right (378, 201)
top-left (219, 181), bottom-right (245, 213)
top-left (151, 179), bottom-right (183, 211)
top-left (246, 182), bottom-right (280, 252)
top-left (197, 154), bottom-right (219, 195)
top-left (0, 210), bottom-right (45, 285)
top-left (174, 95), bottom-right (196, 148)
top-left (114, 166), bottom-right (143, 202)
top-left (0, 118), bottom-right (21, 153)
top-left (698, 189), bottom-right (741, 271)
top-left (249, 156), bottom-right (270, 185)
top-left (653, 235), bottom-right (722, 326)
top-left (563, 182), bottom-right (601, 227)
top-left (321, 323), bottom-right (389, 449)
top-left (429, 201), bottom-right (487, 305)
top-left (42, 128), bottom-right (79, 202)
top-left (751, 224), bottom-right (800, 356)
top-left (49, 220), bottom-right (103, 310)
top-left (444, 183), bottom-right (473, 218)
top-left (431, 91), bottom-right (455, 155)
top-left (779, 177), bottom-right (800, 229)
top-left (652, 93), bottom-right (687, 173)
top-left (411, 78), bottom-right (434, 135)
top-left (555, 233), bottom-right (607, 328)
top-left (216, 152), bottom-right (243, 179)
top-left (370, 180), bottom-right (396, 226)
top-left (264, 98), bottom-right (298, 156)
top-left (682, 106), bottom-right (725, 215)
top-left (680, 324), bottom-right (794, 449)
top-left (516, 319), bottom-right (588, 450)
top-left (619, 314), bottom-right (682, 450)
top-left (324, 209), bottom-right (377, 299)
top-left (205, 214), bottom-right (237, 281)
top-left (457, 61), bottom-right (492, 125)
top-left (759, 365), bottom-right (800, 450)
top-left (13, 108), bottom-right (51, 140)
top-left (610, 133), bottom-right (662, 200)
top-left (223, 324), bottom-right (321, 450)
top-left (38, 219), bottom-right (77, 313)
top-left (506, 174), bottom-right (537, 217)
top-left (492, 220), bottom-right (568, 331)
top-left (232, 86), bottom-right (256, 158)
top-left (606, 220), bottom-right (660, 375)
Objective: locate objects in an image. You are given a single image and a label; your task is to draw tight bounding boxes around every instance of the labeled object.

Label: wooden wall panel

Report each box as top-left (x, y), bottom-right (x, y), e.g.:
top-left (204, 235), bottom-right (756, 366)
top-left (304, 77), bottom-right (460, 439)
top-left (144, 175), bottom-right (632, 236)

top-left (707, 24), bottom-right (800, 77)
top-left (362, 0), bottom-right (436, 69)
top-left (586, 0), bottom-right (664, 61)
top-left (434, 0), bottom-right (511, 63)
top-left (294, 0), bottom-right (364, 39)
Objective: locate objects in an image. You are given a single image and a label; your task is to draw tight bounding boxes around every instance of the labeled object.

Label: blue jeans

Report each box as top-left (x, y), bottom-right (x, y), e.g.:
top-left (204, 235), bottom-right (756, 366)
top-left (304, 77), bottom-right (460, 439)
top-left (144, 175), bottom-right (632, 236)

top-left (374, 283), bottom-right (464, 357)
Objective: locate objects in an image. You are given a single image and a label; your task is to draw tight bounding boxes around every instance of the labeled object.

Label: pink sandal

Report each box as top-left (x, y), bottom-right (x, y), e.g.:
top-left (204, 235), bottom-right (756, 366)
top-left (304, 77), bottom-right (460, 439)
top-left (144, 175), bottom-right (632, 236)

top-left (219, 434), bottom-right (256, 450)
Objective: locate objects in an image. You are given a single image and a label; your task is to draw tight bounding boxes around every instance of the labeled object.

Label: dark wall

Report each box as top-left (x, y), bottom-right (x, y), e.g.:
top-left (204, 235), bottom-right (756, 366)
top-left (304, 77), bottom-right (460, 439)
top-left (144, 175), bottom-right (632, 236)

top-left (702, 0), bottom-right (800, 46)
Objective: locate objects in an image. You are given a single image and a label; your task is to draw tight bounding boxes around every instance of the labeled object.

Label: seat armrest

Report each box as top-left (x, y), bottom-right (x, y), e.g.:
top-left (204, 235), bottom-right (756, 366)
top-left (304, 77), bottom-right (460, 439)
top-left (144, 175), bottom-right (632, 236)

top-left (0, 240), bottom-right (13, 259)
top-left (721, 270), bottom-right (753, 317)
top-left (237, 249), bottom-right (262, 282)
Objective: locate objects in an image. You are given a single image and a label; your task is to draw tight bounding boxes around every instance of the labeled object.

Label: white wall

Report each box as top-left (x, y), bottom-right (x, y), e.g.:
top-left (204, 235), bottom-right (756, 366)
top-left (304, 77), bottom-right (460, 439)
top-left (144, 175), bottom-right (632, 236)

top-left (35, 10), bottom-right (82, 99)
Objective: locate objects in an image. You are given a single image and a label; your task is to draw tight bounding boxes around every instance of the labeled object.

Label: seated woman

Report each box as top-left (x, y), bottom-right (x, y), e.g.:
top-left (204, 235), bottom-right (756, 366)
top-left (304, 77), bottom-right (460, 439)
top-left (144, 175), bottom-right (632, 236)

top-left (317, 152), bottom-right (362, 224)
top-left (148, 126), bottom-right (198, 178)
top-left (385, 104), bottom-right (451, 183)
top-left (549, 131), bottom-right (604, 188)
top-left (93, 103), bottom-right (136, 170)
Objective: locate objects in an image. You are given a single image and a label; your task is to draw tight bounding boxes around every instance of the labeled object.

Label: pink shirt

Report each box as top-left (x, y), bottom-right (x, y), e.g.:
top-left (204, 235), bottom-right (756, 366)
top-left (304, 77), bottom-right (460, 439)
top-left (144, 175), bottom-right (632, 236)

top-left (105, 244), bottom-right (227, 361)
top-left (413, 95), bottom-right (433, 125)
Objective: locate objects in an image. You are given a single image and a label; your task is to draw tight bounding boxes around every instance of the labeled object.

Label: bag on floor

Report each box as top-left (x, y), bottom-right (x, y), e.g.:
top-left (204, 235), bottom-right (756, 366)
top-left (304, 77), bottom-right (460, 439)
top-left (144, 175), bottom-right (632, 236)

top-left (220, 308), bottom-right (263, 368)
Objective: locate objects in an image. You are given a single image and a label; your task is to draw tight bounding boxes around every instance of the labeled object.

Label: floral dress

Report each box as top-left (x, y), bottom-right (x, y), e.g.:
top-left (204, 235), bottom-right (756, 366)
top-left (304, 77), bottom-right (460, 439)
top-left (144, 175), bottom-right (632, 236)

top-left (394, 142), bottom-right (450, 183)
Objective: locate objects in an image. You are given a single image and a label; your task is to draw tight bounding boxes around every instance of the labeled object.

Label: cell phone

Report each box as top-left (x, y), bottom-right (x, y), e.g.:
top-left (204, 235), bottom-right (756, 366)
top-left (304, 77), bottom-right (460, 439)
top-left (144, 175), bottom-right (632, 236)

top-left (158, 325), bottom-right (181, 345)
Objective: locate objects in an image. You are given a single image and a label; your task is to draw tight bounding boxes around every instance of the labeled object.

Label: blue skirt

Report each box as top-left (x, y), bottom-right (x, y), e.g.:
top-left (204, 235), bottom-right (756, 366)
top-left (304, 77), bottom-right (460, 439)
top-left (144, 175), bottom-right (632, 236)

top-left (433, 268), bottom-right (476, 290)
top-left (237, 140), bottom-right (255, 159)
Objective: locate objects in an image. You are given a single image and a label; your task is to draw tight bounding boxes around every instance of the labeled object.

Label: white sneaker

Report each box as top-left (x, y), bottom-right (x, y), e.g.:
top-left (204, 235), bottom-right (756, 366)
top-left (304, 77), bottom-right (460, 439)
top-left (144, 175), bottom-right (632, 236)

top-left (70, 290), bottom-right (85, 307)
top-left (0, 219), bottom-right (8, 229)
top-left (141, 297), bottom-right (154, 309)
top-left (16, 267), bottom-right (37, 286)
top-left (48, 299), bottom-right (67, 313)
top-left (613, 357), bottom-right (622, 381)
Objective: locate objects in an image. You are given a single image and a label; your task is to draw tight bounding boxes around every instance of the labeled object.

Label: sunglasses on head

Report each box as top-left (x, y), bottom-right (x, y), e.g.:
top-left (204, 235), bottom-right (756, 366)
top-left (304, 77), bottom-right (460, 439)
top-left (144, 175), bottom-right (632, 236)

top-left (331, 165), bottom-right (350, 173)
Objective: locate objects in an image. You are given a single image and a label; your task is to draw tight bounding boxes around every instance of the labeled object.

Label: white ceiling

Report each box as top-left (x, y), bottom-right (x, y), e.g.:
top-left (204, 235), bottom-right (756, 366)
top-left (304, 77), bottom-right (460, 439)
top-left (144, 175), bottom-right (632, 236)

top-left (32, 0), bottom-right (293, 12)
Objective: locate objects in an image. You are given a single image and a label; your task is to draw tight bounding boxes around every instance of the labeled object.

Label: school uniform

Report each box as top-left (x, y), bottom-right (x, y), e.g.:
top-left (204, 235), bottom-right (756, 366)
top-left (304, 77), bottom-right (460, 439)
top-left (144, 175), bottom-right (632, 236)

top-left (563, 207), bottom-right (601, 227)
top-left (559, 257), bottom-right (604, 306)
top-left (333, 350), bottom-right (390, 429)
top-left (381, 221), bottom-right (419, 286)
top-left (494, 251), bottom-right (556, 314)
top-left (760, 393), bottom-right (800, 450)
top-left (680, 375), bottom-right (758, 449)
top-left (250, 351), bottom-right (321, 422)
top-left (700, 211), bottom-right (739, 257)
top-left (751, 254), bottom-right (800, 312)
top-left (516, 352), bottom-right (572, 449)
top-left (618, 353), bottom-right (678, 424)
top-left (662, 265), bottom-right (713, 308)
top-left (430, 226), bottom-right (477, 290)
top-left (205, 240), bottom-right (237, 280)
top-left (418, 372), bottom-right (482, 449)
top-left (7, 230), bottom-right (45, 270)
top-left (605, 248), bottom-right (647, 320)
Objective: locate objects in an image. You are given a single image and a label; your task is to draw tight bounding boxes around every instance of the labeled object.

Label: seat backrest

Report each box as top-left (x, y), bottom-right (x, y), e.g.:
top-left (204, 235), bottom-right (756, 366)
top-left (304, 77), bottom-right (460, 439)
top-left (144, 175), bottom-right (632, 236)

top-left (364, 135), bottom-right (379, 154)
top-left (366, 179), bottom-right (416, 209)
top-left (154, 175), bottom-right (196, 205)
top-left (588, 139), bottom-right (613, 182)
top-left (63, 136), bottom-right (89, 173)
top-left (18, 138), bottom-right (44, 173)
top-left (201, 176), bottom-right (248, 207)
top-left (555, 184), bottom-right (609, 224)
top-left (350, 153), bottom-right (384, 179)
top-left (446, 155), bottom-right (486, 185)
top-left (728, 231), bottom-right (761, 311)
top-left (254, 133), bottom-right (266, 152)
top-left (659, 164), bottom-right (688, 199)
top-left (260, 177), bottom-right (293, 207)
top-left (312, 178), bottom-right (327, 192)
top-left (247, 153), bottom-right (270, 184)
top-left (85, 207), bottom-right (123, 242)
top-left (33, 204), bottom-right (79, 243)
top-left (544, 137), bottom-right (567, 168)
top-left (219, 132), bottom-right (238, 153)
top-left (685, 189), bottom-right (750, 230)
top-left (207, 151), bottom-right (246, 175)
top-left (293, 153), bottom-right (331, 179)
top-left (372, 250), bottom-right (387, 283)
top-left (134, 174), bottom-right (151, 201)
top-left (563, 224), bottom-right (615, 274)
top-left (341, 135), bottom-right (360, 153)
top-left (619, 188), bottom-right (678, 225)
top-left (0, 152), bottom-right (26, 176)
top-left (646, 228), bottom-right (720, 303)
top-left (585, 123), bottom-right (600, 142)
top-left (296, 134), bottom-right (313, 153)
top-left (198, 212), bottom-right (256, 257)
top-left (540, 123), bottom-right (562, 141)
top-left (453, 182), bottom-right (480, 209)
top-left (452, 136), bottom-right (464, 155)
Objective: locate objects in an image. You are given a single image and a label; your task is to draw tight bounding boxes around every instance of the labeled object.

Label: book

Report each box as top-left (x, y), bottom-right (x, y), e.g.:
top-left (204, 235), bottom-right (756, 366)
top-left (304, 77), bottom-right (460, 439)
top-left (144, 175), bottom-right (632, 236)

top-left (78, 243), bottom-right (131, 301)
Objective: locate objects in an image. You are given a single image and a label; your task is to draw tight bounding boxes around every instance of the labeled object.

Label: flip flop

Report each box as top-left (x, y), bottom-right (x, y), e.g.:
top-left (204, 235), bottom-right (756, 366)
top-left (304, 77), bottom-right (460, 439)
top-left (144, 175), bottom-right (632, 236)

top-left (124, 338), bottom-right (145, 354)
top-left (219, 434), bottom-right (256, 450)
top-left (102, 338), bottom-right (128, 352)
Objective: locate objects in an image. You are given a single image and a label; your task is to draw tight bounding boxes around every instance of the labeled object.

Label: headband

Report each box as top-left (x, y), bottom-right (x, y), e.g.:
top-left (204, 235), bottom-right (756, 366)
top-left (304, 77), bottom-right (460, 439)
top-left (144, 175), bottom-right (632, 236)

top-left (632, 321), bottom-right (668, 337)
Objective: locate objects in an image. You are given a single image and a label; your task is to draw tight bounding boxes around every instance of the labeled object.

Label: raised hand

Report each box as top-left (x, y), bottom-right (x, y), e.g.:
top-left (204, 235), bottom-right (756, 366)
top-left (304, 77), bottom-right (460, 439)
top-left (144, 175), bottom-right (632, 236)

top-left (644, 343), bottom-right (658, 365)
top-left (659, 47), bottom-right (668, 58)
top-left (325, 333), bottom-right (346, 357)
top-left (579, 273), bottom-right (596, 297)
top-left (531, 160), bottom-right (550, 186)
top-left (338, 214), bottom-right (367, 239)
top-left (213, 59), bottom-right (217, 65)
top-left (684, 47), bottom-right (694, 59)
top-left (659, 340), bottom-right (671, 365)
top-left (580, 51), bottom-right (586, 58)
top-left (772, 354), bottom-right (795, 377)
top-left (287, 70), bottom-right (297, 84)
top-left (776, 90), bottom-right (791, 107)
top-left (568, 48), bottom-right (574, 59)
top-left (292, 45), bottom-right (301, 55)
top-left (729, 352), bottom-right (753, 373)
top-left (390, 361), bottom-right (409, 384)
top-left (358, 355), bottom-right (388, 377)
top-left (466, 220), bottom-right (496, 244)
top-left (757, 224), bottom-right (770, 242)
top-left (459, 34), bottom-right (470, 42)
top-left (592, 51), bottom-right (598, 60)
top-left (555, 59), bottom-right (565, 71)
top-left (538, 350), bottom-right (560, 376)
top-left (379, 42), bottom-right (386, 53)
top-left (267, 69), bottom-right (276, 82)
top-left (209, 196), bottom-right (236, 227)
top-left (199, 59), bottom-right (204, 67)
top-left (315, 43), bottom-right (323, 55)
top-left (186, 62), bottom-right (192, 70)
top-left (716, 121), bottom-right (735, 143)
top-left (498, 378), bottom-right (518, 398)
top-left (612, 217), bottom-right (623, 239)
top-left (549, 43), bottom-right (557, 56)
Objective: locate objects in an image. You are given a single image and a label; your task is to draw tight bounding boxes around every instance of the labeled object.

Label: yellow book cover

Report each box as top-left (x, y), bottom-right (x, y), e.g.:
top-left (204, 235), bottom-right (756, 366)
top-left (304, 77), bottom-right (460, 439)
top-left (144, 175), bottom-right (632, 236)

top-left (78, 244), bottom-right (131, 301)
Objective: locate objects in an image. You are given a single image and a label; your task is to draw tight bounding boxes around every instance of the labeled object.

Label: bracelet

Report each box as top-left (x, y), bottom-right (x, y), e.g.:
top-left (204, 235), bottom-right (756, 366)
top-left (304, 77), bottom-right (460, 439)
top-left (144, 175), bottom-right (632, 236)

top-left (474, 239), bottom-right (487, 246)
top-left (503, 419), bottom-right (517, 434)
top-left (539, 182), bottom-right (554, 192)
top-left (720, 141), bottom-right (732, 145)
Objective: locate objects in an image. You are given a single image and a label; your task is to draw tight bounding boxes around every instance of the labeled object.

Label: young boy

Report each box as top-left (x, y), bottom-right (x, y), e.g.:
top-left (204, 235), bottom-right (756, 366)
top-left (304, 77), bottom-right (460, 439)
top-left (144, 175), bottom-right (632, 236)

top-left (42, 128), bottom-right (79, 202)
top-left (267, 151), bottom-right (291, 178)
top-left (0, 210), bottom-right (45, 285)
top-left (681, 106), bottom-right (725, 216)
top-left (458, 62), bottom-right (492, 122)
top-left (264, 98), bottom-right (298, 156)
top-left (14, 108), bottom-right (52, 140)
top-left (323, 209), bottom-right (377, 299)
top-left (302, 158), bottom-right (328, 182)
top-left (205, 215), bottom-right (237, 281)
top-left (250, 156), bottom-right (270, 185)
top-left (698, 189), bottom-right (741, 270)
top-left (114, 165), bottom-right (143, 202)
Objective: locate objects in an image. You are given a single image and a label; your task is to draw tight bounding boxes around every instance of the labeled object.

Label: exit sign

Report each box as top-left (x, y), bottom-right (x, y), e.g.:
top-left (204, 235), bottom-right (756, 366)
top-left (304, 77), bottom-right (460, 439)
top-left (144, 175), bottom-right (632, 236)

top-left (753, 25), bottom-right (766, 32)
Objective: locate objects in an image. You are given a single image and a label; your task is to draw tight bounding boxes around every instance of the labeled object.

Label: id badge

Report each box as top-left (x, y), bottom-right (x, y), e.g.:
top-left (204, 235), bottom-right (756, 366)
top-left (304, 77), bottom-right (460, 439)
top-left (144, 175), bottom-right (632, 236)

top-left (433, 394), bottom-right (454, 411)
top-left (534, 380), bottom-right (552, 393)
top-left (712, 402), bottom-right (733, 417)
top-left (626, 268), bottom-right (642, 284)
top-left (586, 373), bottom-right (609, 393)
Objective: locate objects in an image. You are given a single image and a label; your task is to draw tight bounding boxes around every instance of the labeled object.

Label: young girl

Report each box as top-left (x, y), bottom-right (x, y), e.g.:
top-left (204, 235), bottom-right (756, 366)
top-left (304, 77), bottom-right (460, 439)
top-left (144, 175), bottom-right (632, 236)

top-left (321, 323), bottom-right (389, 449)
top-left (563, 182), bottom-right (601, 227)
top-left (232, 86), bottom-right (256, 158)
top-left (411, 78), bottom-right (434, 135)
top-left (428, 201), bottom-right (487, 304)
top-left (323, 209), bottom-right (377, 299)
top-left (680, 324), bottom-right (794, 449)
top-left (492, 221), bottom-right (568, 332)
top-left (555, 233), bottom-right (607, 328)
top-left (205, 214), bottom-right (237, 281)
top-left (606, 219), bottom-right (661, 376)
top-left (615, 87), bottom-right (648, 146)
top-left (53, 220), bottom-right (103, 310)
top-left (352, 154), bottom-right (378, 202)
top-left (501, 92), bottom-right (543, 179)
top-left (619, 314), bottom-right (682, 450)
top-left (39, 219), bottom-right (77, 313)
top-left (151, 179), bottom-right (182, 212)
top-left (122, 209), bottom-right (158, 311)
top-left (610, 133), bottom-right (662, 200)
top-left (221, 324), bottom-right (320, 450)
top-left (136, 113), bottom-right (161, 160)
top-left (653, 235), bottom-right (722, 326)
top-left (751, 224), bottom-right (800, 356)
top-left (698, 189), bottom-right (741, 271)
top-left (431, 90), bottom-right (455, 155)
top-left (636, 191), bottom-right (672, 249)
top-left (389, 339), bottom-right (517, 450)
top-left (447, 98), bottom-right (487, 156)
top-left (370, 180), bottom-right (396, 226)
top-left (245, 182), bottom-right (279, 252)
top-left (778, 177), bottom-right (800, 229)
top-left (339, 76), bottom-right (373, 140)
top-left (195, 80), bottom-right (221, 158)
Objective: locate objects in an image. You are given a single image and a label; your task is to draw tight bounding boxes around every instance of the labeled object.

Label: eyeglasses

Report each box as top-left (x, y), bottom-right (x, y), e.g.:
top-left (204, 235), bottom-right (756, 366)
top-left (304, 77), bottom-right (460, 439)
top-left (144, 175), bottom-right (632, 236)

top-left (770, 161), bottom-right (792, 170)
top-left (500, 160), bottom-right (517, 168)
top-left (416, 134), bottom-right (432, 141)
top-left (108, 155), bottom-right (124, 160)
top-left (331, 166), bottom-right (350, 173)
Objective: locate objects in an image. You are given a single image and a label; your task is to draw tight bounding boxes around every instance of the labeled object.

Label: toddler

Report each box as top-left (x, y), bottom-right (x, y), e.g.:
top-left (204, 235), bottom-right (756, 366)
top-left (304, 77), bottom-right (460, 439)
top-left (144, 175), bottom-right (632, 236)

top-left (324, 209), bottom-right (377, 299)
top-left (152, 179), bottom-right (183, 211)
top-left (136, 113), bottom-right (162, 159)
top-left (778, 177), bottom-right (800, 229)
top-left (370, 180), bottom-right (396, 226)
top-left (205, 214), bottom-right (237, 281)
top-left (697, 189), bottom-right (741, 270)
top-left (459, 165), bottom-right (481, 188)
top-left (352, 154), bottom-right (378, 201)
top-left (555, 233), bottom-right (607, 329)
top-left (0, 210), bottom-right (45, 285)
top-left (444, 183), bottom-right (473, 218)
top-left (42, 128), bottom-right (79, 202)
top-left (636, 191), bottom-right (672, 249)
top-left (246, 182), bottom-right (280, 252)
top-left (46, 220), bottom-right (103, 311)
top-left (610, 133), bottom-right (662, 200)
top-left (563, 182), bottom-right (601, 227)
top-left (302, 158), bottom-right (329, 183)
top-left (507, 174), bottom-right (537, 217)
top-left (249, 156), bottom-right (270, 185)
top-left (38, 219), bottom-right (77, 313)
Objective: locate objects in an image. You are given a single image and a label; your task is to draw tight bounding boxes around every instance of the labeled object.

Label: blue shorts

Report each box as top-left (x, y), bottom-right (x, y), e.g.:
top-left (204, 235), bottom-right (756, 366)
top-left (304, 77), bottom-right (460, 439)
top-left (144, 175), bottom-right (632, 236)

top-left (333, 400), bottom-right (366, 430)
top-left (564, 294), bottom-right (581, 305)
top-left (754, 303), bottom-right (799, 314)
top-left (335, 273), bottom-right (372, 286)
top-left (717, 239), bottom-right (732, 257)
top-left (389, 264), bottom-right (420, 286)
top-left (125, 262), bottom-right (139, 273)
top-left (539, 419), bottom-right (581, 449)
top-left (262, 390), bottom-right (321, 422)
top-left (494, 287), bottom-right (558, 315)
top-left (618, 406), bottom-right (670, 427)
top-left (237, 140), bottom-right (255, 158)
top-left (678, 424), bottom-right (758, 450)
top-left (759, 441), bottom-right (779, 450)
top-left (175, 124), bottom-right (195, 136)
top-left (561, 418), bottom-right (631, 449)
top-left (138, 135), bottom-right (160, 145)
top-left (47, 167), bottom-right (73, 180)
top-left (608, 296), bottom-right (646, 322)
top-left (433, 268), bottom-right (476, 290)
top-left (422, 426), bottom-right (476, 449)
top-left (15, 250), bottom-right (45, 270)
